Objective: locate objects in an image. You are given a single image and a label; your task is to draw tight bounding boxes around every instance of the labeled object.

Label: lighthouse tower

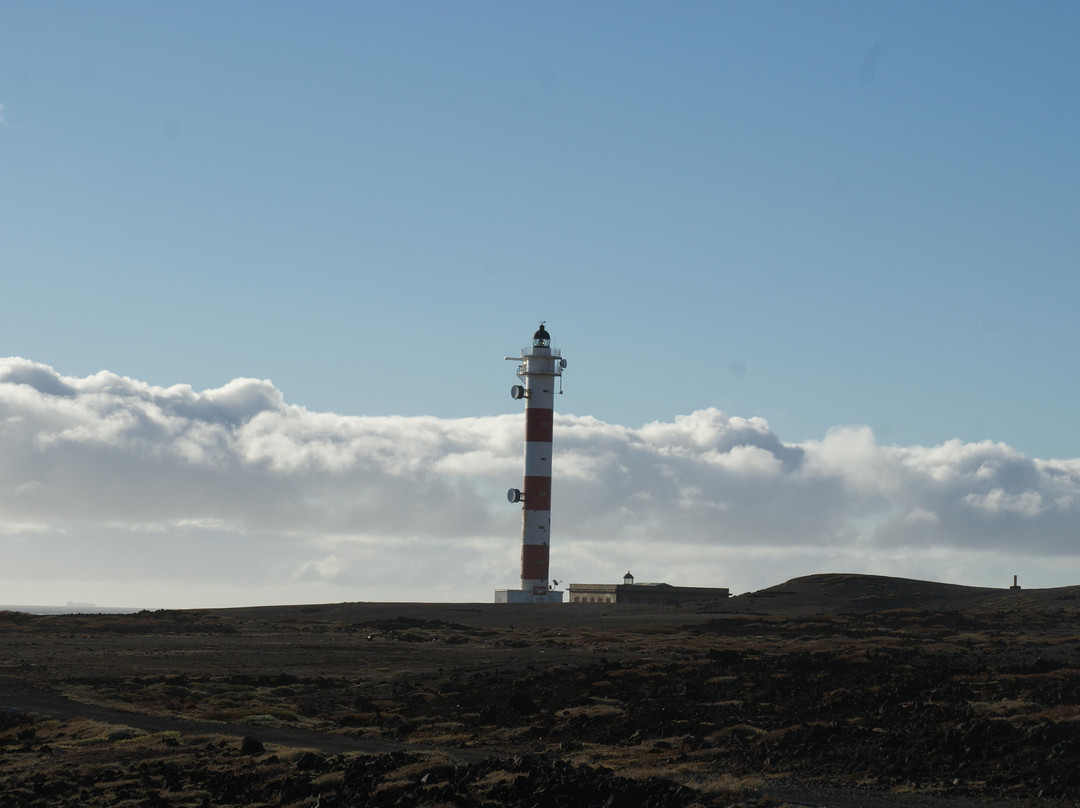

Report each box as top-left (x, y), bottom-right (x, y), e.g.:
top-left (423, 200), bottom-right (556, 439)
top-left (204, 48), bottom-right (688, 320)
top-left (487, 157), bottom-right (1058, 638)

top-left (495, 323), bottom-right (566, 604)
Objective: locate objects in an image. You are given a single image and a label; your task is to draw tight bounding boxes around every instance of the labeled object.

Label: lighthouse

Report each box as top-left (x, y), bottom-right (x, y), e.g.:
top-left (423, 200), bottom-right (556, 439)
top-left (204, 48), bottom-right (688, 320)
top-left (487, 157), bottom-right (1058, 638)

top-left (494, 323), bottom-right (567, 604)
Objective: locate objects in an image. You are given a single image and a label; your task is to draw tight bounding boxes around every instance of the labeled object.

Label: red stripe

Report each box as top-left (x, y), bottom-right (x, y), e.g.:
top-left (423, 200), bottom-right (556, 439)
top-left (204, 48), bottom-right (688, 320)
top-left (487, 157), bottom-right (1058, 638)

top-left (521, 543), bottom-right (549, 579)
top-left (525, 408), bottom-right (553, 443)
top-left (523, 476), bottom-right (551, 510)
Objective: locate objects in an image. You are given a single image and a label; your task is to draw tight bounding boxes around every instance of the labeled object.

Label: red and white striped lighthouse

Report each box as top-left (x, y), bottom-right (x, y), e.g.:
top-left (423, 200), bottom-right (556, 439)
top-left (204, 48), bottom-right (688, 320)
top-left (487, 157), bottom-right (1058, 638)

top-left (495, 323), bottom-right (566, 604)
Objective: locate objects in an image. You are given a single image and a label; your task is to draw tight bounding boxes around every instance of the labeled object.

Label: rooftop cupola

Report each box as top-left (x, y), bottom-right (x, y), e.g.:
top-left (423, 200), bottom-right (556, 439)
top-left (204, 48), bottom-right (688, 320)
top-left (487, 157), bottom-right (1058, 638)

top-left (623, 571), bottom-right (635, 585)
top-left (532, 323), bottom-right (551, 347)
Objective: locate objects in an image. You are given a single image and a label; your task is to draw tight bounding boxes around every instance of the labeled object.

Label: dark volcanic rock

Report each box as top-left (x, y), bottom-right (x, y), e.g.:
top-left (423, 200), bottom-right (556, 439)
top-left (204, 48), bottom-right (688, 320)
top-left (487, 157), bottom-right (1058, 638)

top-left (239, 736), bottom-right (265, 755)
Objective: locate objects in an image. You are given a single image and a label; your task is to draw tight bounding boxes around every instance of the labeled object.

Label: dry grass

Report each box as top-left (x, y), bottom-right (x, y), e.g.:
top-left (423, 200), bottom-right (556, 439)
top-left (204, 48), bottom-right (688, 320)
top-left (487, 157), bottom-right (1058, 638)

top-left (406, 720), bottom-right (473, 745)
top-left (555, 701), bottom-right (625, 720)
top-left (969, 698), bottom-right (1043, 717)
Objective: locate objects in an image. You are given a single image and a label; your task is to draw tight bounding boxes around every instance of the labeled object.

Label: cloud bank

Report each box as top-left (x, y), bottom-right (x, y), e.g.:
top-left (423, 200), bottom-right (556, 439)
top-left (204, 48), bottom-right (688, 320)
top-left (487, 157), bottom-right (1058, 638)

top-left (2, 357), bottom-right (1078, 607)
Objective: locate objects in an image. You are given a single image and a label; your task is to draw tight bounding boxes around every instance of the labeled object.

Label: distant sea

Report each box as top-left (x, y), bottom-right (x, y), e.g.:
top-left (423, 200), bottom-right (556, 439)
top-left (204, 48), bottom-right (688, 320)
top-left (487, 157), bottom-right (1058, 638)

top-left (0, 604), bottom-right (141, 615)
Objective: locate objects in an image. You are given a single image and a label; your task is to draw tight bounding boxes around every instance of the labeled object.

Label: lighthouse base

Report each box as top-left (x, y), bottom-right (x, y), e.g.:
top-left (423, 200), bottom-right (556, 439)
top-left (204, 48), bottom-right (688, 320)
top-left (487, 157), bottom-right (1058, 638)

top-left (494, 588), bottom-right (565, 604)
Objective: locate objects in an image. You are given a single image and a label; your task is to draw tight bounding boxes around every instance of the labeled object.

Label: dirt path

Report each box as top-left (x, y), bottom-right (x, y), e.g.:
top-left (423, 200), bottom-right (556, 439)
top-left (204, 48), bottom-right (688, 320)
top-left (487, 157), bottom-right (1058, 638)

top-left (0, 675), bottom-right (488, 762)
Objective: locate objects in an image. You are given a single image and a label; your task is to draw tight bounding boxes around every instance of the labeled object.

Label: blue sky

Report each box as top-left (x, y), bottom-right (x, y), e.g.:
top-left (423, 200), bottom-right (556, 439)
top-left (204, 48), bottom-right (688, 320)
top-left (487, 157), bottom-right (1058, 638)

top-left (2, 3), bottom-right (1080, 607)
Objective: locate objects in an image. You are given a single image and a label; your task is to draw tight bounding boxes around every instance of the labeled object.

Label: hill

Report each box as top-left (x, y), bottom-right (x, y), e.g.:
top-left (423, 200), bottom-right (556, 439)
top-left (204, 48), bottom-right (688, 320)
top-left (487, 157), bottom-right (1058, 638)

top-left (727, 572), bottom-right (1080, 615)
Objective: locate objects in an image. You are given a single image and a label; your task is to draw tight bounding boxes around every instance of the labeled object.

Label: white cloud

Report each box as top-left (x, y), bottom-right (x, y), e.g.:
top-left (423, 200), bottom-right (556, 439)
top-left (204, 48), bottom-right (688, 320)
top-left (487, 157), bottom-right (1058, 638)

top-left (1, 357), bottom-right (1079, 607)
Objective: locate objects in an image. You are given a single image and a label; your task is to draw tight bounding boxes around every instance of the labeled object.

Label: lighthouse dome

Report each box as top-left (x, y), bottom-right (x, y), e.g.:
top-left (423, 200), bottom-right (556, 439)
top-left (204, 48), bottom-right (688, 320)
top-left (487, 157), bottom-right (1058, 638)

top-left (533, 324), bottom-right (551, 346)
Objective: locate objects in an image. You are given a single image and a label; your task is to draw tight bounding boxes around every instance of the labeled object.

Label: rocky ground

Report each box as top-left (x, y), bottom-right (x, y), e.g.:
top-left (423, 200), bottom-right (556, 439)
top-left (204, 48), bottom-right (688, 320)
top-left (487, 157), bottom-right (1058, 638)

top-left (2, 573), bottom-right (1079, 807)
